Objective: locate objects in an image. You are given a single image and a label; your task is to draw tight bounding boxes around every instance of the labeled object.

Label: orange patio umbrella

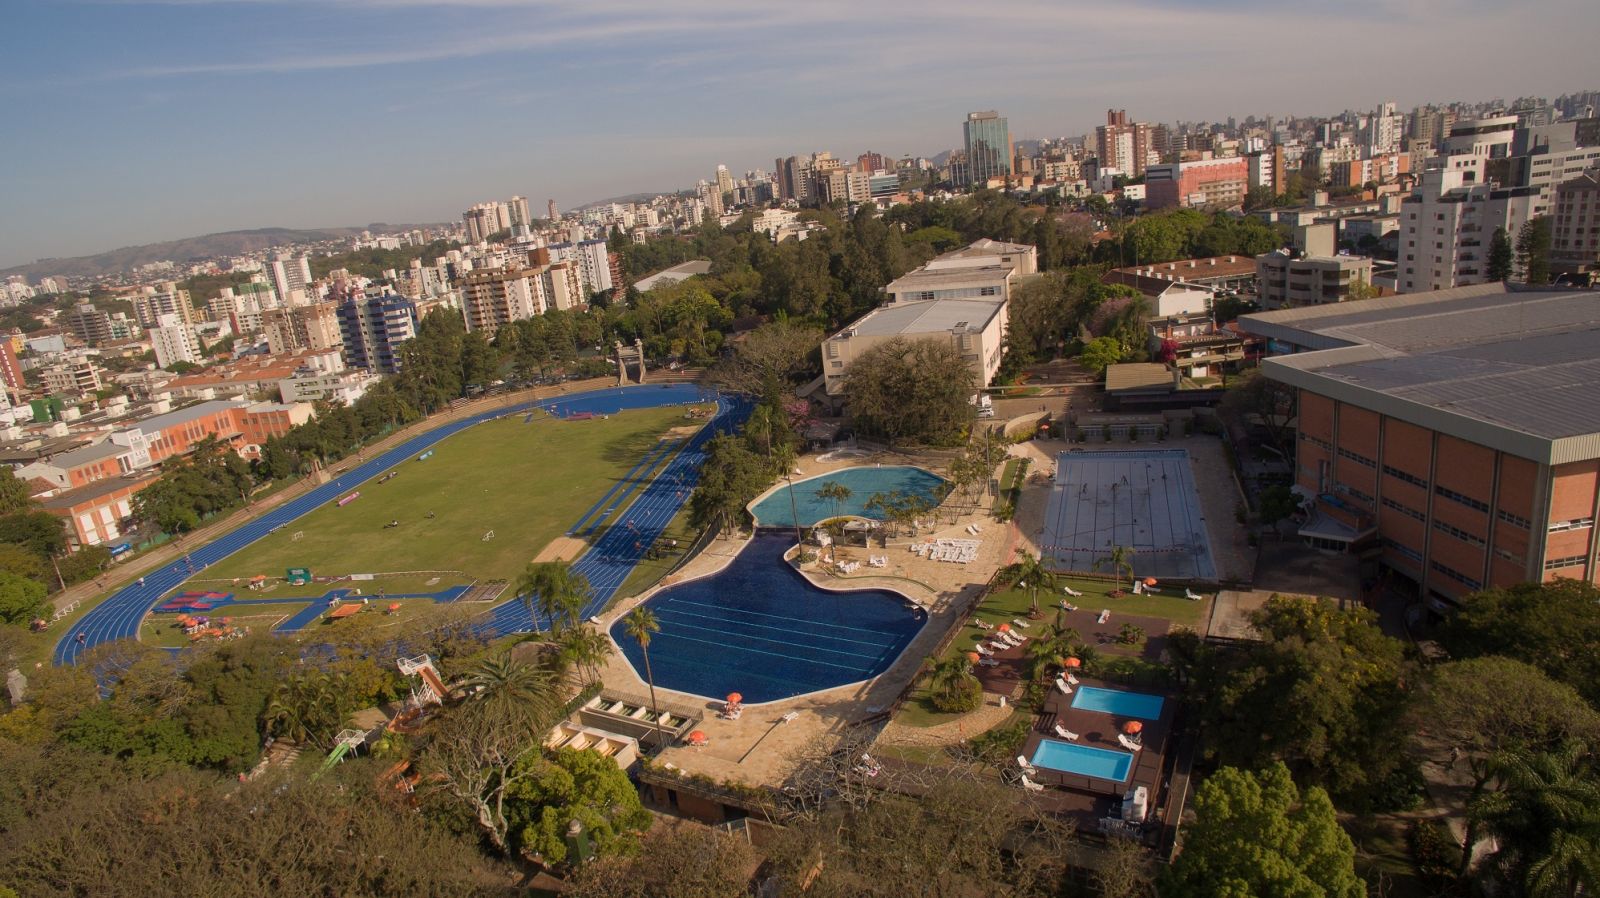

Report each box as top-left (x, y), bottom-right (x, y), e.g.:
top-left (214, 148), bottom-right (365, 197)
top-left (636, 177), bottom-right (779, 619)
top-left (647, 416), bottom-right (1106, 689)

top-left (966, 652), bottom-right (981, 663)
top-left (687, 731), bottom-right (708, 745)
top-left (997, 623), bottom-right (1011, 632)
top-left (1144, 577), bottom-right (1158, 587)
top-left (1123, 721), bottom-right (1143, 735)
top-left (1064, 657), bottom-right (1082, 669)
top-left (387, 602), bottom-right (402, 613)
top-left (726, 692), bottom-right (742, 705)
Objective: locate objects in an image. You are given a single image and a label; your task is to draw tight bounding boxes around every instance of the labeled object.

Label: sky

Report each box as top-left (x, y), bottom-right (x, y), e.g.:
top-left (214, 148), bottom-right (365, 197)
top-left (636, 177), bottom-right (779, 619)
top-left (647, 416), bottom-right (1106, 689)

top-left (1, 0), bottom-right (1594, 270)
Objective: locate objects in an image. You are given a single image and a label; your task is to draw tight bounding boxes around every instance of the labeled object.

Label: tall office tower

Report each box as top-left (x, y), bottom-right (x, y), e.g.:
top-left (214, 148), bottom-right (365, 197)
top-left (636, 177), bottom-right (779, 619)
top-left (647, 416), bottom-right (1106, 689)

top-left (1096, 109), bottom-right (1155, 177)
top-left (962, 111), bottom-right (1013, 185)
top-left (337, 293), bottom-right (418, 374)
top-left (715, 164), bottom-right (735, 198)
top-left (547, 198), bottom-right (560, 222)
top-left (266, 253), bottom-right (314, 307)
top-left (508, 196), bottom-right (531, 229)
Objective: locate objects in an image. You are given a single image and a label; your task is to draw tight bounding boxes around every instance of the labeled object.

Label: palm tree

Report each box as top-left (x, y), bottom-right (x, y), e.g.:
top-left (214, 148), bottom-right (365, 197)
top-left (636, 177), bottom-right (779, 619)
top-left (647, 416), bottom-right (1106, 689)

top-left (517, 560), bottom-right (592, 636)
top-left (624, 606), bottom-right (664, 748)
top-left (815, 481), bottom-right (852, 521)
top-left (263, 671), bottom-right (350, 749)
top-left (458, 652), bottom-right (562, 731)
top-left (559, 626), bottom-right (615, 686)
top-left (926, 654), bottom-right (980, 711)
top-left (1471, 743), bottom-right (1600, 897)
top-left (1012, 552), bottom-right (1055, 617)
top-left (1096, 545), bottom-right (1135, 590)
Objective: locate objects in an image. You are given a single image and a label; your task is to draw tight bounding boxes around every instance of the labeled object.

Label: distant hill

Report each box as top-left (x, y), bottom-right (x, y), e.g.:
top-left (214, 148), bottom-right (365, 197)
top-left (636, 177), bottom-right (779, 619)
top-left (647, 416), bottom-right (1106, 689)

top-left (2, 223), bottom-right (444, 282)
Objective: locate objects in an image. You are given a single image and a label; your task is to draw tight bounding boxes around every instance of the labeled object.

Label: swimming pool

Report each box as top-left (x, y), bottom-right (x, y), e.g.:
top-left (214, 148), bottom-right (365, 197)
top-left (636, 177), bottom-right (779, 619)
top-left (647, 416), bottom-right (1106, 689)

top-left (1070, 685), bottom-right (1166, 720)
top-left (610, 533), bottom-right (925, 703)
top-left (1031, 739), bottom-right (1134, 782)
top-left (748, 466), bottom-right (947, 528)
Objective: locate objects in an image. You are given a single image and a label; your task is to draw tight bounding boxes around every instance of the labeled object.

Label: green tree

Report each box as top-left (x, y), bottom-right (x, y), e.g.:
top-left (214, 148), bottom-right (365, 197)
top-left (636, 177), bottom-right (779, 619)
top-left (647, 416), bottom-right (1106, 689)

top-left (1516, 216), bottom-right (1553, 285)
top-left (844, 337), bottom-right (976, 446)
top-left (688, 434), bottom-right (770, 533)
top-left (711, 318), bottom-right (822, 397)
top-left (263, 670), bottom-right (354, 750)
top-left (1488, 226), bottom-right (1515, 281)
top-left (1094, 544), bottom-right (1134, 589)
top-left (1440, 580), bottom-right (1600, 706)
top-left (517, 560), bottom-right (591, 636)
top-left (623, 607), bottom-right (664, 747)
top-left (814, 481), bottom-right (852, 521)
top-left (1079, 336), bottom-right (1123, 376)
top-left (1411, 657), bottom-right (1600, 876)
top-left (0, 544), bottom-right (48, 586)
top-left (0, 467), bottom-right (33, 515)
top-left (1469, 742), bottom-right (1600, 897)
top-left (557, 625), bottom-right (614, 686)
top-left (1257, 485), bottom-right (1299, 525)
top-left (1161, 762), bottom-right (1364, 898)
top-left (1011, 551), bottom-right (1054, 616)
top-left (0, 570), bottom-right (48, 625)
top-left (926, 654), bottom-right (982, 713)
top-left (507, 747), bottom-right (652, 864)
top-left (458, 329), bottom-right (500, 387)
top-left (567, 822), bottom-right (757, 898)
top-left (1198, 596), bottom-right (1411, 808)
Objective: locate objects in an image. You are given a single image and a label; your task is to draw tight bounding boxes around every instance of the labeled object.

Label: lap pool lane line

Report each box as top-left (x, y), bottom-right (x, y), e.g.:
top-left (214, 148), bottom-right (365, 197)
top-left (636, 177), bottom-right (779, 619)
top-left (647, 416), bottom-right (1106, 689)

top-left (54, 383), bottom-right (717, 666)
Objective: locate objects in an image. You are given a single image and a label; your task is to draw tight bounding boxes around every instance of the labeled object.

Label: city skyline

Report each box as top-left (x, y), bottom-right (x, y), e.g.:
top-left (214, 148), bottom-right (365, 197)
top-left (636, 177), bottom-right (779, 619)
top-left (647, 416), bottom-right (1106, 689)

top-left (3, 0), bottom-right (1594, 269)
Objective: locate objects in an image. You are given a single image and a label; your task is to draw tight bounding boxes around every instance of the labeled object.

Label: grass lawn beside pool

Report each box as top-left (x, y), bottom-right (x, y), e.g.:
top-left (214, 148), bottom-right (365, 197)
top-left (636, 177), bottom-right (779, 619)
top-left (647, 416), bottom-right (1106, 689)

top-left (893, 575), bottom-right (1208, 729)
top-left (207, 406), bottom-right (699, 584)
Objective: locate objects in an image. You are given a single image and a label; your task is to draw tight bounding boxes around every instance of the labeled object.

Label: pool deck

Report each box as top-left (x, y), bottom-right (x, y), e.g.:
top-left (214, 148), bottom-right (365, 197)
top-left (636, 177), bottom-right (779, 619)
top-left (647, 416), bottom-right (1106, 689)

top-left (592, 445), bottom-right (1015, 788)
top-left (1022, 676), bottom-right (1174, 805)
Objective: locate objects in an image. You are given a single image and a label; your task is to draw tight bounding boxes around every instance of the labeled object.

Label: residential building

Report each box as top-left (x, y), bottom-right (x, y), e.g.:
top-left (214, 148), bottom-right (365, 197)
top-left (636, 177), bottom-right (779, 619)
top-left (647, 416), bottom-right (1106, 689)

top-left (508, 196), bottom-right (531, 229)
top-left (547, 198), bottom-right (560, 222)
top-left (131, 283), bottom-right (193, 328)
top-left (1245, 147), bottom-right (1285, 196)
top-left (1243, 285), bottom-right (1600, 611)
top-left (1552, 169), bottom-right (1600, 275)
top-left (1145, 157), bottom-right (1249, 210)
top-left (1255, 252), bottom-right (1375, 309)
top-left (460, 264), bottom-right (545, 336)
top-left (150, 313), bottom-right (200, 370)
top-left (39, 475), bottom-right (158, 551)
top-left (279, 367), bottom-right (379, 405)
top-left (39, 361), bottom-right (102, 396)
top-left (545, 239), bottom-right (614, 295)
top-left (463, 201), bottom-right (512, 244)
top-left (1398, 168), bottom-right (1539, 293)
top-left (1096, 109), bottom-right (1154, 177)
top-left (962, 111), bottom-right (1013, 185)
top-left (265, 253), bottom-right (314, 307)
top-left (0, 342), bottom-right (23, 399)
top-left (1147, 314), bottom-right (1253, 378)
top-left (337, 294), bottom-right (417, 374)
top-left (1106, 255), bottom-right (1258, 296)
top-left (67, 303), bottom-right (112, 345)
top-left (164, 349), bottom-right (343, 401)
top-left (262, 302), bottom-right (343, 355)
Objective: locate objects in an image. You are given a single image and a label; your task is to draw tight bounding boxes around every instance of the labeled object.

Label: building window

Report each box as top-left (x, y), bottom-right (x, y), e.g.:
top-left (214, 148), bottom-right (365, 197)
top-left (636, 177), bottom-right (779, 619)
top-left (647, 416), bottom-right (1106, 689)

top-left (1382, 537), bottom-right (1423, 564)
top-left (1543, 554), bottom-right (1587, 571)
top-left (1338, 448), bottom-right (1376, 469)
top-left (1494, 547), bottom-right (1524, 564)
top-left (1431, 560), bottom-right (1483, 591)
top-left (1382, 496), bottom-right (1426, 522)
top-left (1434, 484), bottom-right (1489, 513)
top-left (1547, 517), bottom-right (1595, 532)
top-left (1433, 519), bottom-right (1486, 547)
top-left (1299, 432), bottom-right (1333, 451)
top-left (1382, 464), bottom-right (1428, 489)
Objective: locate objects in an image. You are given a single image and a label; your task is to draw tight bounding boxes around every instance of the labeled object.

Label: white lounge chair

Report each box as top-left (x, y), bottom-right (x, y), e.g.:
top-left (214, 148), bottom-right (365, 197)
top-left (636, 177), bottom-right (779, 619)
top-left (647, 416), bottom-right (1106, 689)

top-left (1063, 585), bottom-right (1084, 597)
top-left (973, 643), bottom-right (994, 656)
top-left (1118, 734), bottom-right (1143, 752)
top-left (1054, 724), bottom-right (1079, 741)
top-left (1010, 618), bottom-right (1030, 629)
top-left (1132, 581), bottom-right (1144, 595)
top-left (1016, 755), bottom-right (1037, 775)
top-left (1055, 679), bottom-right (1073, 695)
top-left (1145, 585), bottom-right (1161, 594)
top-left (1065, 673), bottom-right (1079, 686)
top-left (1097, 610), bottom-right (1110, 625)
top-left (1020, 774), bottom-right (1046, 792)
top-left (1185, 587), bottom-right (1204, 601)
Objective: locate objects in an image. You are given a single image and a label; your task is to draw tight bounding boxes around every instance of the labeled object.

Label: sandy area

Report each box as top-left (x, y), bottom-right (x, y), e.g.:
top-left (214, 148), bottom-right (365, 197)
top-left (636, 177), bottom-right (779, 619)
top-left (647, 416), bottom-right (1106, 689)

top-left (533, 535), bottom-right (589, 563)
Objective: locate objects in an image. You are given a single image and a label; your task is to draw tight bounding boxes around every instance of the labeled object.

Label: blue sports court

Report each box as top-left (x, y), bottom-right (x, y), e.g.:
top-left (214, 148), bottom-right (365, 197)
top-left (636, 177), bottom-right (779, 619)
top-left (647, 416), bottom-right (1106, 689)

top-left (1040, 449), bottom-right (1217, 580)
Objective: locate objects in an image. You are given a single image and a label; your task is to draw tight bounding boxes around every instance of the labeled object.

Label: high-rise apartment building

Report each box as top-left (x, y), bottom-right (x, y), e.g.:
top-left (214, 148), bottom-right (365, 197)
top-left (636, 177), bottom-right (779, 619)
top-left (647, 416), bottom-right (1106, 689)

top-left (1145, 157), bottom-right (1249, 210)
top-left (547, 198), bottom-right (560, 222)
top-left (266, 253), bottom-right (314, 307)
top-left (962, 111), bottom-right (1013, 185)
top-left (545, 239), bottom-right (614, 296)
top-left (67, 303), bottom-right (112, 345)
top-left (1552, 170), bottom-right (1600, 275)
top-left (459, 264), bottom-right (546, 336)
top-left (856, 151), bottom-right (887, 173)
top-left (131, 283), bottom-right (194, 329)
top-left (715, 164), bottom-right (735, 198)
top-left (150, 313), bottom-right (200, 370)
top-left (463, 201), bottom-right (512, 244)
top-left (337, 294), bottom-right (418, 374)
top-left (1398, 168), bottom-right (1540, 293)
top-left (508, 196), bottom-right (531, 229)
top-left (1096, 109), bottom-right (1155, 178)
top-left (263, 303), bottom-right (343, 355)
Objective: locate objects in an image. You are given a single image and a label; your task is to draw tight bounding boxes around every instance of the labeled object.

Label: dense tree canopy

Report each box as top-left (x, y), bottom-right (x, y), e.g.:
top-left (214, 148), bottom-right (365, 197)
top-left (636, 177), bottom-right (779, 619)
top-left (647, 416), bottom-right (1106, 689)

top-left (843, 337), bottom-right (975, 446)
top-left (1441, 580), bottom-right (1600, 706)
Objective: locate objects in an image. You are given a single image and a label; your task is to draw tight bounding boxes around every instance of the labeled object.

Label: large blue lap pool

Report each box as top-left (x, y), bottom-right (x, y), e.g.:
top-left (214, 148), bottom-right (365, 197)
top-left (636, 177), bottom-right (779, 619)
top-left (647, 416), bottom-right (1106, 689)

top-left (1070, 685), bottom-right (1166, 720)
top-left (610, 533), bottom-right (925, 703)
top-left (748, 466), bottom-right (948, 528)
top-left (1031, 739), bottom-right (1135, 782)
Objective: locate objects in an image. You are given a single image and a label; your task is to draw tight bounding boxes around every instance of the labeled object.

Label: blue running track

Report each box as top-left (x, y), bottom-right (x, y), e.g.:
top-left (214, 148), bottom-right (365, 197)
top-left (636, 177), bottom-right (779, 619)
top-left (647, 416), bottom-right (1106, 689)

top-left (55, 384), bottom-right (737, 666)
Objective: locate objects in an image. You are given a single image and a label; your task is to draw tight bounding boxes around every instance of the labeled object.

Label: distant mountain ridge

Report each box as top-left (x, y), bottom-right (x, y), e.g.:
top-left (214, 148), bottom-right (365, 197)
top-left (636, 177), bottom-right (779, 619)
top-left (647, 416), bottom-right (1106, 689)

top-left (3, 223), bottom-right (444, 283)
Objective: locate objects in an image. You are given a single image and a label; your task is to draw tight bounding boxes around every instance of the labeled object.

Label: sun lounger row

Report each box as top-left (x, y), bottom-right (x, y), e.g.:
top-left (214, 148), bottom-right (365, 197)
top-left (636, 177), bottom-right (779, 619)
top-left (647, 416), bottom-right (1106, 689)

top-left (868, 555), bottom-right (888, 568)
top-left (909, 538), bottom-right (980, 563)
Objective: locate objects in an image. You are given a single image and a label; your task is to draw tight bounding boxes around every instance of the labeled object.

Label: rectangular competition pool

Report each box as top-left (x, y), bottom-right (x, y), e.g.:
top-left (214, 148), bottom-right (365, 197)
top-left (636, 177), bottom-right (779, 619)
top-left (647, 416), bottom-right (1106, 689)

top-left (1070, 685), bottom-right (1166, 720)
top-left (1031, 739), bottom-right (1134, 782)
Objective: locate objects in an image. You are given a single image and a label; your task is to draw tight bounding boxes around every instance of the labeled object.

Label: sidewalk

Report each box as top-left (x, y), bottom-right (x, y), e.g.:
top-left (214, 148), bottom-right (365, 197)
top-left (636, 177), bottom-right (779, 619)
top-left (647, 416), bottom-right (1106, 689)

top-left (49, 377), bottom-right (621, 613)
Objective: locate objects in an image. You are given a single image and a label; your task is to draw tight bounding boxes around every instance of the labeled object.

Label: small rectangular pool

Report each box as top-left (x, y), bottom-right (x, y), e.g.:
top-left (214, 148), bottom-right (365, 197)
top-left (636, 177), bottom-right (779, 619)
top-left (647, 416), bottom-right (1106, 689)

top-left (1070, 685), bottom-right (1165, 720)
top-left (1031, 739), bottom-right (1134, 782)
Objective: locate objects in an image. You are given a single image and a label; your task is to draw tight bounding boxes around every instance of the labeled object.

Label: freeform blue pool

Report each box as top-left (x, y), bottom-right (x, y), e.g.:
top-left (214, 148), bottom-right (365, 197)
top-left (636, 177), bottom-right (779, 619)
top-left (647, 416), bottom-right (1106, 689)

top-left (1031, 739), bottom-right (1134, 782)
top-left (748, 466), bottom-right (948, 528)
top-left (610, 533), bottom-right (925, 703)
top-left (1070, 685), bottom-right (1166, 720)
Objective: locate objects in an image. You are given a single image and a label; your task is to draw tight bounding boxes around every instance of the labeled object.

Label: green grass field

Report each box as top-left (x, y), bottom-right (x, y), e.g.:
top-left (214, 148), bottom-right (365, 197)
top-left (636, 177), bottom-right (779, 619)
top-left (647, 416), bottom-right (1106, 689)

top-left (207, 406), bottom-right (699, 584)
